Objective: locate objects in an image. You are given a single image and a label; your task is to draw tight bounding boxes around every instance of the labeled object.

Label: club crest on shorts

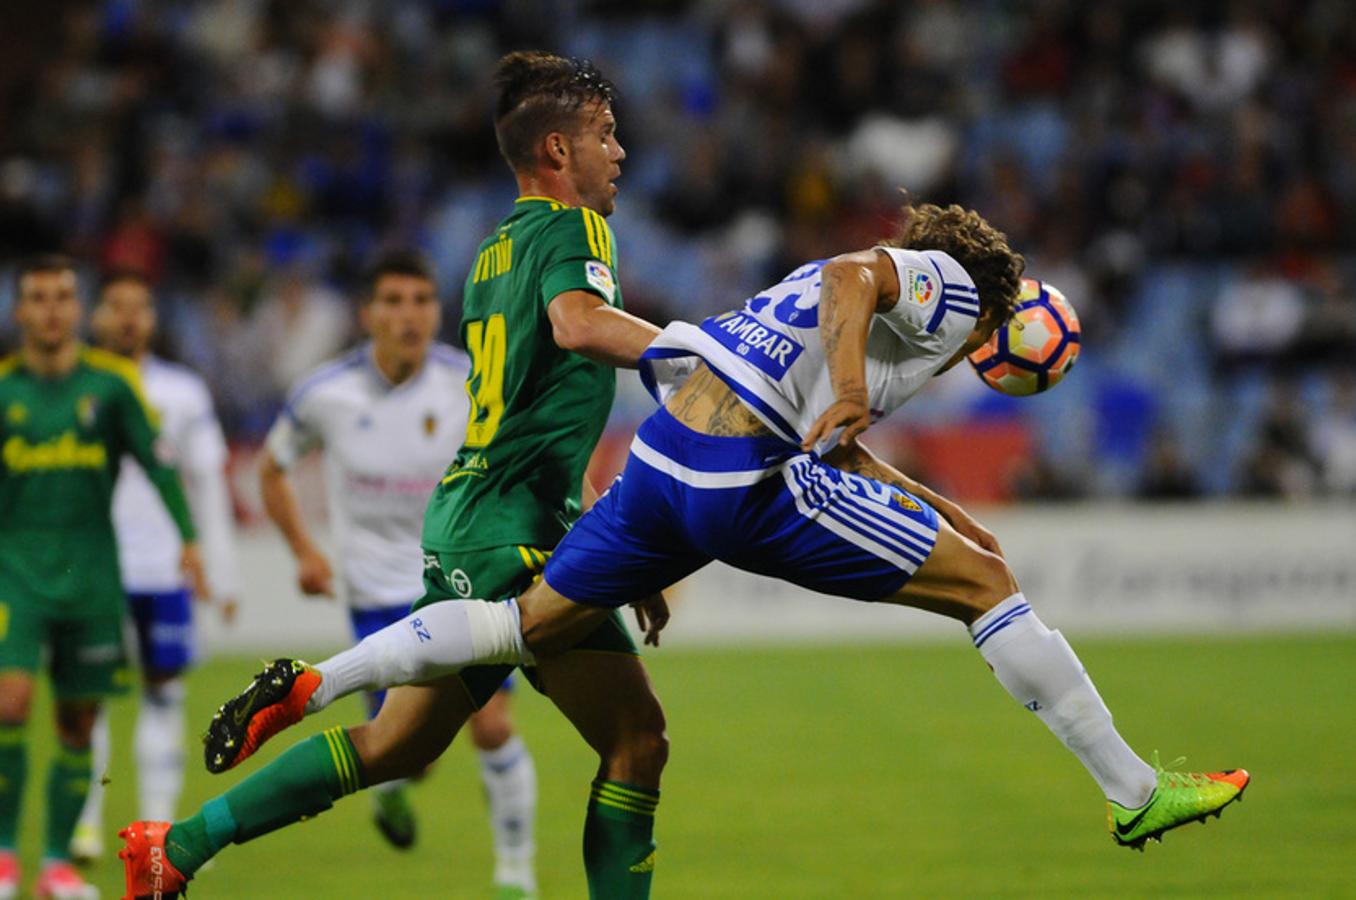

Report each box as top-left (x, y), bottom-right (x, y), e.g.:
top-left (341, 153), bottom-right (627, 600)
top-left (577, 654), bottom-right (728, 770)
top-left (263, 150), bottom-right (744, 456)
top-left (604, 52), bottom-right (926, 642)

top-left (891, 491), bottom-right (922, 513)
top-left (424, 412), bottom-right (437, 436)
top-left (5, 402), bottom-right (26, 425)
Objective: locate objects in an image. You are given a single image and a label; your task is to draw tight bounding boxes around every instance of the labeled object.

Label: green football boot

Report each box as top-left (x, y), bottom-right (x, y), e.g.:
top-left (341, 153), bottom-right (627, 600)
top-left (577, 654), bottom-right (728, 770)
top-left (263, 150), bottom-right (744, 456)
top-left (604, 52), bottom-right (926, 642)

top-left (373, 786), bottom-right (418, 850)
top-left (1108, 754), bottom-right (1251, 850)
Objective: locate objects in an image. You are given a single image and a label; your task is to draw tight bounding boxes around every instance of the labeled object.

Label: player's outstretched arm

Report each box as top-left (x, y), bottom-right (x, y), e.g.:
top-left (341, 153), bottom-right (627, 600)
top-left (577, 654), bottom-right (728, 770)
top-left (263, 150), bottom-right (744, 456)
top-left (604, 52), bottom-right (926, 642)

top-left (258, 451), bottom-right (335, 597)
top-left (801, 250), bottom-right (901, 451)
top-left (823, 440), bottom-right (1003, 557)
top-left (548, 289), bottom-right (660, 368)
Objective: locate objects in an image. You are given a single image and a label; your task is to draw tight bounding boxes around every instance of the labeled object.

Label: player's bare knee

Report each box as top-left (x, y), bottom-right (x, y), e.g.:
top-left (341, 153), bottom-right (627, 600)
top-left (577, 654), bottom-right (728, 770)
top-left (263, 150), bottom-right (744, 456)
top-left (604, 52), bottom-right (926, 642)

top-left (603, 700), bottom-right (669, 784)
top-left (0, 679), bottom-right (32, 725)
top-left (54, 701), bottom-right (99, 748)
top-left (971, 549), bottom-right (1019, 614)
top-left (351, 721), bottom-right (440, 782)
top-left (468, 709), bottom-right (513, 751)
top-left (603, 725), bottom-right (668, 785)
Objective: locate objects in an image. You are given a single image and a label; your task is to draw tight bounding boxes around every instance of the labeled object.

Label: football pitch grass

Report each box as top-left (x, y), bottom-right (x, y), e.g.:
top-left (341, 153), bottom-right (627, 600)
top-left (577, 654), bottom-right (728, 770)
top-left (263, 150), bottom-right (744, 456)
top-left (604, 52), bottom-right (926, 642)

top-left (14, 634), bottom-right (1354, 898)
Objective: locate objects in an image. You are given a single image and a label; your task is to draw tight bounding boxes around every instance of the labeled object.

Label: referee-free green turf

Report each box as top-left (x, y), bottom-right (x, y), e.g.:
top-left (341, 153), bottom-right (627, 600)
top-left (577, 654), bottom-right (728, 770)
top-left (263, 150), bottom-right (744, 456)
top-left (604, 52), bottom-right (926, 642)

top-left (13, 635), bottom-right (1354, 898)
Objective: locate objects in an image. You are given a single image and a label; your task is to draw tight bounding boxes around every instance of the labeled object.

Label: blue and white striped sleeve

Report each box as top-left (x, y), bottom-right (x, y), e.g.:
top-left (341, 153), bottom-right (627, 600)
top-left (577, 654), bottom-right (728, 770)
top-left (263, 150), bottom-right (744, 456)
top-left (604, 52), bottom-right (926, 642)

top-left (873, 247), bottom-right (980, 339)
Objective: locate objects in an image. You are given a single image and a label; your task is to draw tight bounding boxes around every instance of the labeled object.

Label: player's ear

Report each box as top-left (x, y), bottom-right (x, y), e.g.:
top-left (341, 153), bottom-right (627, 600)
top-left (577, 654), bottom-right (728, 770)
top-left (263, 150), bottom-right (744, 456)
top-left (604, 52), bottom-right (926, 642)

top-left (544, 131), bottom-right (570, 170)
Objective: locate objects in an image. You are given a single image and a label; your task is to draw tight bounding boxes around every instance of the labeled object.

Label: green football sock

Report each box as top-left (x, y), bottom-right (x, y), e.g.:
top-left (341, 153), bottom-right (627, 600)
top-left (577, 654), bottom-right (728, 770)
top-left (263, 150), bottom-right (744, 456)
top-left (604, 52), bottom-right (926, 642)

top-left (166, 727), bottom-right (365, 878)
top-left (583, 779), bottom-right (660, 900)
top-left (0, 725), bottom-right (27, 851)
top-left (45, 741), bottom-right (92, 859)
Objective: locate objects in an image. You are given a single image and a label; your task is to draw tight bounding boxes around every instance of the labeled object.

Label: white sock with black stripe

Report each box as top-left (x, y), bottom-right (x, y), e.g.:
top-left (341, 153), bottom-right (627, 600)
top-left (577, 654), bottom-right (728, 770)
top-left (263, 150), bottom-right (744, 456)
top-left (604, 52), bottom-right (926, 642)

top-left (971, 594), bottom-right (1156, 807)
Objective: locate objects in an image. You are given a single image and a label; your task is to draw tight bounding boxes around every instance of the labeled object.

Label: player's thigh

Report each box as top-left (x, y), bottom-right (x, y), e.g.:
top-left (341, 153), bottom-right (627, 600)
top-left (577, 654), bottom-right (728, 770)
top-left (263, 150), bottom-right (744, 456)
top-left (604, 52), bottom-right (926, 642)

top-left (518, 578), bottom-right (621, 658)
top-left (349, 674), bottom-right (477, 784)
top-left (879, 514), bottom-right (1018, 624)
top-left (537, 651), bottom-right (667, 787)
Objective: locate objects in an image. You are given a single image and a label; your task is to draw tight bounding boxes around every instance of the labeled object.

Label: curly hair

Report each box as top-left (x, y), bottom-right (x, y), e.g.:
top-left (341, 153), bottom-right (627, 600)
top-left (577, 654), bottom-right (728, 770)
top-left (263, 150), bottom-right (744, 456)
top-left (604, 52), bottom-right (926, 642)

top-left (883, 202), bottom-right (1025, 323)
top-left (492, 51), bottom-right (617, 173)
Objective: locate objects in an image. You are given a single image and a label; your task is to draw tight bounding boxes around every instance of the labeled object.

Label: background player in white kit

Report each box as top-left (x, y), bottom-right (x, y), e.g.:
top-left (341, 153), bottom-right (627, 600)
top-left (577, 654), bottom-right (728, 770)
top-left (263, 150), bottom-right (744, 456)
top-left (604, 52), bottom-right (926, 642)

top-left (72, 270), bottom-right (240, 861)
top-left (257, 250), bottom-right (537, 893)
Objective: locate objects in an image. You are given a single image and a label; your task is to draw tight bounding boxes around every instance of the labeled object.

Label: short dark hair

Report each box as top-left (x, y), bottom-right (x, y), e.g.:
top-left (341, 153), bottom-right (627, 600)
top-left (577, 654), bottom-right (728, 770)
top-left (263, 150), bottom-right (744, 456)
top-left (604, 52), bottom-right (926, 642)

top-left (884, 202), bottom-right (1026, 324)
top-left (363, 249), bottom-right (436, 300)
top-left (98, 267), bottom-right (153, 298)
top-left (492, 51), bottom-right (616, 173)
top-left (15, 253), bottom-right (78, 293)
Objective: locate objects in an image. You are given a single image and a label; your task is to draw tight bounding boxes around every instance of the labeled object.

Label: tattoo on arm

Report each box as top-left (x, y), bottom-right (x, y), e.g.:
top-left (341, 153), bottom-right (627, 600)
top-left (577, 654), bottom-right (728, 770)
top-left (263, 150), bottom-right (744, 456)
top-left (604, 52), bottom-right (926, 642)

top-left (828, 445), bottom-right (915, 493)
top-left (819, 265), bottom-right (869, 402)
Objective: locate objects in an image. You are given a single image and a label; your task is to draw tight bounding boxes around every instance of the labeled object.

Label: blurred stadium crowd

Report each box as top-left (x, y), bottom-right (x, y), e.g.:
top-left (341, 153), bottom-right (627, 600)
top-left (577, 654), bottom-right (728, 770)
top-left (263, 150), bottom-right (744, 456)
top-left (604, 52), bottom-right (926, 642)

top-left (1, 0), bottom-right (1354, 501)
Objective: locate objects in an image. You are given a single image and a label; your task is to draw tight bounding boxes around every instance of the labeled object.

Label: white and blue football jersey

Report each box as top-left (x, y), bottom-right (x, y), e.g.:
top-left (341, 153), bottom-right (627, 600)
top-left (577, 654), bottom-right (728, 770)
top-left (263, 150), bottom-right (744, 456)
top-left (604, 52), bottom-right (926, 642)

top-left (114, 355), bottom-right (239, 599)
top-left (640, 248), bottom-right (981, 446)
top-left (264, 342), bottom-right (470, 610)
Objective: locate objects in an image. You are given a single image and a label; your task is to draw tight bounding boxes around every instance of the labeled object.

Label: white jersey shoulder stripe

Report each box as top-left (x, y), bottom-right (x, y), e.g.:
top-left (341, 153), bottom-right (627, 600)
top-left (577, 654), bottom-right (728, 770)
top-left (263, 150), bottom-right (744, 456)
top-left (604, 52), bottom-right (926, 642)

top-left (284, 348), bottom-right (368, 412)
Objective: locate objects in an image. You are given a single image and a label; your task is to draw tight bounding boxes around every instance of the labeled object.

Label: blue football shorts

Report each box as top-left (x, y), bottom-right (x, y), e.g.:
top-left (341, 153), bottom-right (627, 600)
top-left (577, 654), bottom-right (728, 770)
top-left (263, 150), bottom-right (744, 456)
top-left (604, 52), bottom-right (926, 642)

top-left (126, 588), bottom-right (195, 676)
top-left (544, 407), bottom-right (940, 608)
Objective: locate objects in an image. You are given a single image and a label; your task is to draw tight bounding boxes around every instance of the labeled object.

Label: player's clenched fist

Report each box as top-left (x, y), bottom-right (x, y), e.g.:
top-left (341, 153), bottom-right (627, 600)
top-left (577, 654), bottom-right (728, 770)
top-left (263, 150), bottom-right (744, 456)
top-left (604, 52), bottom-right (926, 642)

top-left (296, 547), bottom-right (335, 597)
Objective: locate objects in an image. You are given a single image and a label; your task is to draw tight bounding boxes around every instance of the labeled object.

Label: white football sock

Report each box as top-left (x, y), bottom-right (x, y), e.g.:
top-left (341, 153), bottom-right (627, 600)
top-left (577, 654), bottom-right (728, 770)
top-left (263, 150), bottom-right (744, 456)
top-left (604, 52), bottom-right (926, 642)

top-left (307, 599), bottom-right (531, 714)
top-left (971, 594), bottom-right (1157, 808)
top-left (76, 708), bottom-right (111, 832)
top-left (135, 680), bottom-right (187, 821)
top-left (479, 735), bottom-right (537, 892)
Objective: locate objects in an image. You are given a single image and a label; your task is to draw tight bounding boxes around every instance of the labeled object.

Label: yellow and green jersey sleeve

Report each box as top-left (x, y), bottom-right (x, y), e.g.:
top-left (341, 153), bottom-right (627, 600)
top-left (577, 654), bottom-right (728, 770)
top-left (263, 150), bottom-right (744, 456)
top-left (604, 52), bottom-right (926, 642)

top-left (537, 205), bottom-right (620, 309)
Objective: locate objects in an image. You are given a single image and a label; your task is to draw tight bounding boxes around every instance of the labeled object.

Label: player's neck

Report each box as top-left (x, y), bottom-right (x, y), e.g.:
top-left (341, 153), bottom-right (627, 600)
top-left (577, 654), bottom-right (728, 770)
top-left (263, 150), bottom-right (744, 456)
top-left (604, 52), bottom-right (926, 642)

top-left (371, 344), bottom-right (423, 386)
top-left (21, 338), bottom-right (80, 377)
top-left (516, 173), bottom-right (587, 212)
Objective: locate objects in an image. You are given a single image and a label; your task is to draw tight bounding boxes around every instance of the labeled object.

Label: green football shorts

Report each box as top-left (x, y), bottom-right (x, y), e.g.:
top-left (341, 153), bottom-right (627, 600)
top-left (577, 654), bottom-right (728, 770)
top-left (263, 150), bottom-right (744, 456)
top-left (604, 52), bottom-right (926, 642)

top-left (0, 538), bottom-right (131, 699)
top-left (414, 544), bottom-right (637, 708)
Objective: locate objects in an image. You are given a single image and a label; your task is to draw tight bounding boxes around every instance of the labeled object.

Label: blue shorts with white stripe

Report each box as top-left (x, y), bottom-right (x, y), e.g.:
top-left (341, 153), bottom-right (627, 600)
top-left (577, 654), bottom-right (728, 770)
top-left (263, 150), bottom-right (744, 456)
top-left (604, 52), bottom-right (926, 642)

top-left (544, 407), bottom-right (939, 609)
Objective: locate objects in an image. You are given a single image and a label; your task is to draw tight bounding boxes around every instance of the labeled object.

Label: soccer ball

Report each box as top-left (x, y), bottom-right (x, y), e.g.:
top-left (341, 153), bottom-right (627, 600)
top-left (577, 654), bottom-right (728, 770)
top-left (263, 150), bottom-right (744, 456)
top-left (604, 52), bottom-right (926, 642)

top-left (967, 278), bottom-right (1081, 396)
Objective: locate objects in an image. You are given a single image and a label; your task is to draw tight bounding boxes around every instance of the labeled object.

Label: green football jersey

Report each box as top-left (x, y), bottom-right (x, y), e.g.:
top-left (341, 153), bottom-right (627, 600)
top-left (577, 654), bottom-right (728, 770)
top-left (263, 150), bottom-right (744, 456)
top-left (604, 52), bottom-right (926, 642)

top-left (422, 196), bottom-right (623, 552)
top-left (0, 346), bottom-right (196, 604)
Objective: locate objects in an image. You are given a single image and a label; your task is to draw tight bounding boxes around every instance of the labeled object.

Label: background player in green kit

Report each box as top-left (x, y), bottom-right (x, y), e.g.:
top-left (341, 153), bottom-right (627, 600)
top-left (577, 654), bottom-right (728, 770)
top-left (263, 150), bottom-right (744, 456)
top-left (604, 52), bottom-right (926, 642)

top-left (120, 53), bottom-right (672, 900)
top-left (0, 255), bottom-right (202, 899)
